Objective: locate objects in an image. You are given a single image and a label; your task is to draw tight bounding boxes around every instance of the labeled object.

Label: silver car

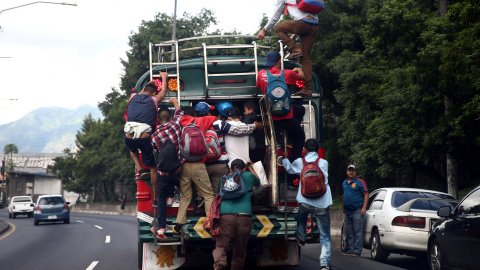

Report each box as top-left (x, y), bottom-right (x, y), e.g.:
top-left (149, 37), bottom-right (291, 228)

top-left (341, 187), bottom-right (456, 262)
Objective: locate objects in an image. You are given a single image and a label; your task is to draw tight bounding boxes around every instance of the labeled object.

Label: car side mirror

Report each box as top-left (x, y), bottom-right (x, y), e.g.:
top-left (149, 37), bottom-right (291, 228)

top-left (66, 202), bottom-right (70, 205)
top-left (437, 206), bottom-right (452, 217)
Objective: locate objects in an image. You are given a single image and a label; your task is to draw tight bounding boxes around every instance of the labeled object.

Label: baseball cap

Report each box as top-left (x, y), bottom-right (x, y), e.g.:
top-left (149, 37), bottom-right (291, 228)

top-left (215, 101), bottom-right (233, 116)
top-left (231, 159), bottom-right (246, 170)
top-left (264, 51), bottom-right (281, 67)
top-left (195, 102), bottom-right (215, 115)
top-left (347, 165), bottom-right (356, 170)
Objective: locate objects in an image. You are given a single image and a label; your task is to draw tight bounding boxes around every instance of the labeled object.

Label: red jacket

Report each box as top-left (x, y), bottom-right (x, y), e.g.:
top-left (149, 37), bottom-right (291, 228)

top-left (203, 194), bottom-right (222, 241)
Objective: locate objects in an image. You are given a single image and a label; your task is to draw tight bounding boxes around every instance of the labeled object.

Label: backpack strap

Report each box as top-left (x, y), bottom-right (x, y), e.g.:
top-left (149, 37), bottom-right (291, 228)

top-left (124, 93), bottom-right (137, 122)
top-left (284, 3), bottom-right (296, 15)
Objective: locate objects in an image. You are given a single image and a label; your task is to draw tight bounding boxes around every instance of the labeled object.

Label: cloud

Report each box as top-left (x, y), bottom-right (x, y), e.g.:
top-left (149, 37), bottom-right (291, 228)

top-left (0, 0), bottom-right (274, 125)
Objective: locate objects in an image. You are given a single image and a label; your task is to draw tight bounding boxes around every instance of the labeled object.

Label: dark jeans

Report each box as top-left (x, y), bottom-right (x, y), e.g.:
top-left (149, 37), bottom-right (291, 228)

top-left (275, 20), bottom-right (318, 91)
top-left (156, 173), bottom-right (179, 229)
top-left (275, 117), bottom-right (306, 162)
top-left (212, 214), bottom-right (253, 270)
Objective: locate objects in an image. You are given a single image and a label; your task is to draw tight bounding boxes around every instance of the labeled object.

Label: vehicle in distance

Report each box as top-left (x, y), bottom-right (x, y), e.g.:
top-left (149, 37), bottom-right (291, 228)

top-left (8, 196), bottom-right (34, 218)
top-left (341, 187), bottom-right (456, 262)
top-left (33, 195), bottom-right (70, 225)
top-left (427, 185), bottom-right (480, 270)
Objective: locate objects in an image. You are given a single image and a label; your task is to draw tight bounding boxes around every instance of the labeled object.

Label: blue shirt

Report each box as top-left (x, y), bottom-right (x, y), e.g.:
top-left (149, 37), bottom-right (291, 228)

top-left (342, 177), bottom-right (368, 214)
top-left (126, 94), bottom-right (158, 129)
top-left (282, 152), bottom-right (332, 209)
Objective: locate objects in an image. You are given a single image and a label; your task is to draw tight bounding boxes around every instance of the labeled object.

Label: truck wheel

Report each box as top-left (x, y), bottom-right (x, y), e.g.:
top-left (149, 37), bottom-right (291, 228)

top-left (371, 230), bottom-right (388, 262)
top-left (12, 213), bottom-right (16, 219)
top-left (8, 212), bottom-right (12, 219)
top-left (340, 223), bottom-right (349, 252)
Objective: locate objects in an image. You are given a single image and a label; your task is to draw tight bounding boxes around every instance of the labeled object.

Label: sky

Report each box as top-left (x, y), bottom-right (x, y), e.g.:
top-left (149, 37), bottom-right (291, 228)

top-left (0, 0), bottom-right (276, 125)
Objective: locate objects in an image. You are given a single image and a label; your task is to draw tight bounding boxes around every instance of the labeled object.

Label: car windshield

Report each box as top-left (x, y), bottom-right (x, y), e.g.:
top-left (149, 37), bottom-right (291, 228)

top-left (38, 197), bottom-right (64, 205)
top-left (13, 197), bottom-right (32, 203)
top-left (392, 191), bottom-right (456, 210)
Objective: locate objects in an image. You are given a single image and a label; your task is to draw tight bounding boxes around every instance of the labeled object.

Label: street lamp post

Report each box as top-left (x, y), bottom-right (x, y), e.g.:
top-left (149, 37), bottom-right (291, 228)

top-left (0, 1), bottom-right (77, 30)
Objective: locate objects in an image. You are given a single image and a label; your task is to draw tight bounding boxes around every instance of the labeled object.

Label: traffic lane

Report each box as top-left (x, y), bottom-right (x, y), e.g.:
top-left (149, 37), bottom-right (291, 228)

top-left (69, 213), bottom-right (138, 270)
top-left (0, 210), bottom-right (138, 270)
top-left (0, 212), bottom-right (107, 270)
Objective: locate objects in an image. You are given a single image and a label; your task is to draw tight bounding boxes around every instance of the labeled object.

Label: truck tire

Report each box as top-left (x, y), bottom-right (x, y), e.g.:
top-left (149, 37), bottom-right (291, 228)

top-left (12, 213), bottom-right (16, 219)
top-left (370, 230), bottom-right (388, 262)
top-left (8, 212), bottom-right (12, 219)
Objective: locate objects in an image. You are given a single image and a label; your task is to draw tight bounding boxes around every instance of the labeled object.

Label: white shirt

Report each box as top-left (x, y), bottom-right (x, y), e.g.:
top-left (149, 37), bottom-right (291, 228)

top-left (224, 120), bottom-right (250, 168)
top-left (264, 0), bottom-right (319, 32)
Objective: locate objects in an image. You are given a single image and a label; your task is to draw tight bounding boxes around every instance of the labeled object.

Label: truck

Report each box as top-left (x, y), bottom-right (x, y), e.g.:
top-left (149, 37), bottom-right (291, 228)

top-left (8, 195), bottom-right (34, 218)
top-left (134, 35), bottom-right (324, 269)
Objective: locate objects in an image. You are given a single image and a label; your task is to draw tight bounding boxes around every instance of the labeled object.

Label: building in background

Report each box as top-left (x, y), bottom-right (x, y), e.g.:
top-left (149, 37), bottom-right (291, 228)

top-left (0, 153), bottom-right (80, 204)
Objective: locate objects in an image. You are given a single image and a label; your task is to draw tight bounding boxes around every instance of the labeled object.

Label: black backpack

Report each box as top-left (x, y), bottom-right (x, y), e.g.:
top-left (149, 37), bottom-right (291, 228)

top-left (157, 140), bottom-right (181, 173)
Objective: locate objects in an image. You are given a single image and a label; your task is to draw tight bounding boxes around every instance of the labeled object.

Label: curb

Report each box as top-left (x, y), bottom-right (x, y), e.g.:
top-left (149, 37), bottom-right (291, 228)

top-left (0, 219), bottom-right (11, 236)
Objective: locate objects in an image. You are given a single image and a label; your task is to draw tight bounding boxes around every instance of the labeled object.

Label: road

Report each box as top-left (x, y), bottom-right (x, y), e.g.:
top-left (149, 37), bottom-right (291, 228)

top-left (0, 208), bottom-right (430, 270)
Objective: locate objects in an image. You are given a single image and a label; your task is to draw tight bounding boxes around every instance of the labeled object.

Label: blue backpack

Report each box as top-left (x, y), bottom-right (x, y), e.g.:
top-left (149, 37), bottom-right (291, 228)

top-left (266, 70), bottom-right (292, 115)
top-left (219, 170), bottom-right (247, 200)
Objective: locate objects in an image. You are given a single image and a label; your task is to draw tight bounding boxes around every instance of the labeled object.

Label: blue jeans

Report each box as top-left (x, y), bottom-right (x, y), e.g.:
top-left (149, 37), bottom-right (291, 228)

top-left (344, 208), bottom-right (364, 254)
top-left (297, 203), bottom-right (331, 268)
top-left (156, 173), bottom-right (179, 229)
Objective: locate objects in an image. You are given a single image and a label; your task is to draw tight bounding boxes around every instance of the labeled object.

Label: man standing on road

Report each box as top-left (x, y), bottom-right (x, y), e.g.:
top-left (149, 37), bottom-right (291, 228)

top-left (282, 139), bottom-right (332, 270)
top-left (342, 165), bottom-right (368, 257)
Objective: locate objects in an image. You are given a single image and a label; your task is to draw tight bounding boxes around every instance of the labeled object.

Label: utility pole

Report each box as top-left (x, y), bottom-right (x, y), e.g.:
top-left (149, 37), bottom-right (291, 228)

top-left (439, 0), bottom-right (458, 199)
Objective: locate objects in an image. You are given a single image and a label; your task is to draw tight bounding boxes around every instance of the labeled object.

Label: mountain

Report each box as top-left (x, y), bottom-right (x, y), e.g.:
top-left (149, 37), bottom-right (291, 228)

top-left (0, 105), bottom-right (103, 153)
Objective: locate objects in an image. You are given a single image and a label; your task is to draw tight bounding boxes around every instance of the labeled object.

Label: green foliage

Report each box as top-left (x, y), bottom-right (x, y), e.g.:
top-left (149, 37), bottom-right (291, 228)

top-left (320, 0), bottom-right (479, 190)
top-left (3, 143), bottom-right (18, 170)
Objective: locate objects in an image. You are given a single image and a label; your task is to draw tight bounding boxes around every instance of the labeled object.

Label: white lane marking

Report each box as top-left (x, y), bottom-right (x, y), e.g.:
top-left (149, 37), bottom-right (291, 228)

top-left (94, 225), bottom-right (103, 230)
top-left (105, 235), bottom-right (110, 243)
top-left (76, 220), bottom-right (85, 223)
top-left (86, 261), bottom-right (98, 270)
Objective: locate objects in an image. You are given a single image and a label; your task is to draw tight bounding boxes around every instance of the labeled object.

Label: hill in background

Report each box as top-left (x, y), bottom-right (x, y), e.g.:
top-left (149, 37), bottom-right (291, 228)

top-left (0, 105), bottom-right (102, 153)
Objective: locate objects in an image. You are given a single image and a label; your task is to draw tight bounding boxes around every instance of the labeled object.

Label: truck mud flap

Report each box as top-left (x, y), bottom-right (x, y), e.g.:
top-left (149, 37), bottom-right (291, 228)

top-left (257, 240), bottom-right (299, 266)
top-left (142, 243), bottom-right (185, 270)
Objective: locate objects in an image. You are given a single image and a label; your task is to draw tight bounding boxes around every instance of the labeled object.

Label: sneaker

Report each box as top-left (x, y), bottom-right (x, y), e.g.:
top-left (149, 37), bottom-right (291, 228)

top-left (294, 89), bottom-right (312, 97)
top-left (214, 264), bottom-right (226, 270)
top-left (342, 252), bottom-right (352, 256)
top-left (286, 50), bottom-right (303, 60)
top-left (150, 227), bottom-right (164, 238)
top-left (157, 228), bottom-right (165, 235)
top-left (166, 197), bottom-right (173, 206)
top-left (297, 238), bottom-right (305, 247)
top-left (196, 197), bottom-right (204, 208)
top-left (172, 224), bottom-right (183, 234)
top-left (139, 169), bottom-right (150, 179)
top-left (350, 252), bottom-right (361, 257)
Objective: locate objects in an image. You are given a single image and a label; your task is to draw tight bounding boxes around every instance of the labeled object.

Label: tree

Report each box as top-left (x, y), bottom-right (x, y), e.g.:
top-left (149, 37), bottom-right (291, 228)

top-left (3, 144), bottom-right (18, 171)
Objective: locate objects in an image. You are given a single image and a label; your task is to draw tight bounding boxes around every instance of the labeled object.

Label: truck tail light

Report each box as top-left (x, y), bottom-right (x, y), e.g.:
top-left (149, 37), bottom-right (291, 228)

top-left (392, 216), bottom-right (425, 228)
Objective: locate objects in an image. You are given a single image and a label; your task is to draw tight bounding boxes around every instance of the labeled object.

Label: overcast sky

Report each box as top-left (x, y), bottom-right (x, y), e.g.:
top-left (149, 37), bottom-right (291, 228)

top-left (0, 0), bottom-right (276, 125)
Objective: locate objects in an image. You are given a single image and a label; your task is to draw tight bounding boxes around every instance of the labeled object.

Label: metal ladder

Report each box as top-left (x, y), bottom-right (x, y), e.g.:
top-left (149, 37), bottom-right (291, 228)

top-left (202, 39), bottom-right (259, 98)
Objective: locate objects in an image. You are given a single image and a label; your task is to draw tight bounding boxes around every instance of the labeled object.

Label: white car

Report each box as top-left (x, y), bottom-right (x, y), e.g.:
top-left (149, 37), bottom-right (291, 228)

top-left (341, 187), bottom-right (456, 262)
top-left (8, 196), bottom-right (35, 218)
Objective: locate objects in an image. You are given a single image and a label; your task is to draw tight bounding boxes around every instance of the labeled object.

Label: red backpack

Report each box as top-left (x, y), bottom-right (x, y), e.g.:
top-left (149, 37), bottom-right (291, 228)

top-left (285, 0), bottom-right (325, 15)
top-left (205, 129), bottom-right (222, 163)
top-left (300, 157), bottom-right (326, 199)
top-left (180, 122), bottom-right (208, 162)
